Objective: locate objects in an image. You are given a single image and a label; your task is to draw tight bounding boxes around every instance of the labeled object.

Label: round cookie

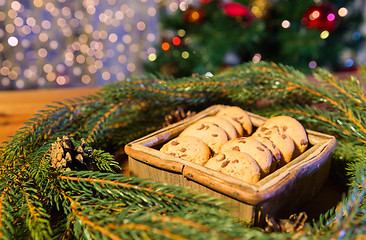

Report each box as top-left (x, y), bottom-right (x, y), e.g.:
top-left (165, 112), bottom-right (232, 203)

top-left (160, 136), bottom-right (211, 165)
top-left (219, 136), bottom-right (273, 177)
top-left (254, 136), bottom-right (281, 172)
top-left (205, 151), bottom-right (261, 184)
top-left (216, 115), bottom-right (244, 137)
top-left (216, 106), bottom-right (253, 136)
top-left (180, 122), bottom-right (228, 154)
top-left (262, 115), bottom-right (309, 157)
top-left (253, 125), bottom-right (295, 168)
top-left (197, 116), bottom-right (237, 140)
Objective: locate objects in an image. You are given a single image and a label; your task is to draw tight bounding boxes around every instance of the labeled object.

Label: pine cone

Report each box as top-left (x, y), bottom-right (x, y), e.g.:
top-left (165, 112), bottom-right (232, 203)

top-left (164, 107), bottom-right (196, 126)
top-left (49, 136), bottom-right (91, 171)
top-left (265, 212), bottom-right (307, 233)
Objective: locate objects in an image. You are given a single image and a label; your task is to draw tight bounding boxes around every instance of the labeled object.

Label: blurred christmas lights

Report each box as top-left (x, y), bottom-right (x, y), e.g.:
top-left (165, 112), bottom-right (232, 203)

top-left (309, 61), bottom-right (317, 69)
top-left (162, 42), bottom-right (170, 51)
top-left (0, 0), bottom-right (160, 89)
top-left (172, 37), bottom-right (181, 45)
top-left (281, 20), bottom-right (291, 28)
top-left (338, 7), bottom-right (348, 17)
top-left (344, 59), bottom-right (354, 67)
top-left (181, 51), bottom-right (189, 59)
top-left (320, 30), bottom-right (329, 39)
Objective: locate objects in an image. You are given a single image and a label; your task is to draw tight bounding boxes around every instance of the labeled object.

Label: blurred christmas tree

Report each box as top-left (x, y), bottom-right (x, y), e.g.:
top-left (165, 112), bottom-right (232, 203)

top-left (145, 0), bottom-right (364, 77)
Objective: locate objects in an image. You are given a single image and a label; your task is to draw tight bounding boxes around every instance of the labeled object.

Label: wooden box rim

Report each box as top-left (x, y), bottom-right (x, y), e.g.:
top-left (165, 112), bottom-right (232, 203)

top-left (125, 105), bottom-right (337, 205)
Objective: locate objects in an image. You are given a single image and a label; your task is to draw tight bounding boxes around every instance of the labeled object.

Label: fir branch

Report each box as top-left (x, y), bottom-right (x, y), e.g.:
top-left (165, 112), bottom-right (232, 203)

top-left (330, 163), bottom-right (366, 239)
top-left (313, 68), bottom-right (363, 106)
top-left (2, 61), bottom-right (366, 239)
top-left (85, 101), bottom-right (127, 144)
top-left (57, 171), bottom-right (226, 212)
top-left (0, 184), bottom-right (14, 239)
top-left (88, 149), bottom-right (120, 172)
top-left (63, 195), bottom-right (281, 240)
top-left (19, 180), bottom-right (52, 239)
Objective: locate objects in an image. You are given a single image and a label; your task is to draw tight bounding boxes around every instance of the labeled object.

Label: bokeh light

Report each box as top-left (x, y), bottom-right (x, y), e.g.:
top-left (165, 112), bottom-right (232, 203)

top-left (320, 30), bottom-right (329, 39)
top-left (162, 42), bottom-right (170, 51)
top-left (309, 61), bottom-right (317, 69)
top-left (281, 20), bottom-right (290, 28)
top-left (172, 37), bottom-right (181, 45)
top-left (8, 36), bottom-right (18, 46)
top-left (252, 53), bottom-right (261, 63)
top-left (338, 7), bottom-right (348, 17)
top-left (181, 51), bottom-right (189, 59)
top-left (0, 0), bottom-right (159, 89)
top-left (344, 59), bottom-right (354, 67)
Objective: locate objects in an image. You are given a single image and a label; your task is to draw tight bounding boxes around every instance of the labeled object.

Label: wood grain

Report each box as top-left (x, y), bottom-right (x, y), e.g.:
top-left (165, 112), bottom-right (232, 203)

top-left (0, 87), bottom-right (100, 144)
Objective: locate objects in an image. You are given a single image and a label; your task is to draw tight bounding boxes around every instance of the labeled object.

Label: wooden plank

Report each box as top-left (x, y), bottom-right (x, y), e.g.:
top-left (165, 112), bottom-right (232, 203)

top-left (0, 87), bottom-right (100, 144)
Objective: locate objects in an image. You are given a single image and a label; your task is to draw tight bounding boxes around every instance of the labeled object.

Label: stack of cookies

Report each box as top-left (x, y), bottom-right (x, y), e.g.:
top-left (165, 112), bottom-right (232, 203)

top-left (160, 105), bottom-right (309, 184)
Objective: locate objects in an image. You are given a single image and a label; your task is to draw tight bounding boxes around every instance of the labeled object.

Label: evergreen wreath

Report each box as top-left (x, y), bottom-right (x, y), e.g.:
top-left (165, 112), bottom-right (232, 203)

top-left (1, 61), bottom-right (365, 239)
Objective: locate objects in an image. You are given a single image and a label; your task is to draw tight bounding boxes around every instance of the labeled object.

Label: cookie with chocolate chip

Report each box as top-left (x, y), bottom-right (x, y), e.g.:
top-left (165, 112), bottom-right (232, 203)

top-left (216, 106), bottom-right (253, 136)
top-left (253, 125), bottom-right (295, 168)
top-left (197, 116), bottom-right (238, 140)
top-left (254, 136), bottom-right (281, 173)
top-left (216, 115), bottom-right (244, 137)
top-left (180, 122), bottom-right (228, 153)
top-left (219, 136), bottom-right (273, 177)
top-left (204, 150), bottom-right (261, 184)
top-left (160, 136), bottom-right (211, 165)
top-left (262, 115), bottom-right (309, 157)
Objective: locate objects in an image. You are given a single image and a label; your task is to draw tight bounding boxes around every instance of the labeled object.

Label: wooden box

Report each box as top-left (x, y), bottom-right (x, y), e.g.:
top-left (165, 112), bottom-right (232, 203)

top-left (124, 105), bottom-right (337, 225)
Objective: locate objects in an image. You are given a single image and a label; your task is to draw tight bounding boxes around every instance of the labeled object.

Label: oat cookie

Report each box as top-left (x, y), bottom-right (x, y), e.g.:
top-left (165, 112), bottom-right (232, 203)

top-left (197, 116), bottom-right (237, 140)
top-left (262, 115), bottom-right (309, 157)
top-left (205, 151), bottom-right (261, 184)
top-left (180, 122), bottom-right (228, 153)
top-left (160, 136), bottom-right (211, 165)
top-left (219, 136), bottom-right (273, 177)
top-left (216, 106), bottom-right (253, 136)
top-left (253, 125), bottom-right (295, 168)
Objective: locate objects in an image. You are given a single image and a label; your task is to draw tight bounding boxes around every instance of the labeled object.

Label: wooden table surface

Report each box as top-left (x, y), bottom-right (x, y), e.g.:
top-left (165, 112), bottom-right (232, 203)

top-left (0, 87), bottom-right (100, 143)
top-left (0, 87), bottom-right (346, 222)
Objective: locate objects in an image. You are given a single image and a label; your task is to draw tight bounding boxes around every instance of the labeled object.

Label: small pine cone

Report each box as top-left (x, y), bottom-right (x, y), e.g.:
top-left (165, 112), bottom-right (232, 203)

top-left (75, 154), bottom-right (84, 163)
top-left (65, 152), bottom-right (72, 163)
top-left (164, 107), bottom-right (196, 126)
top-left (62, 136), bottom-right (74, 150)
top-left (76, 146), bottom-right (84, 154)
top-left (81, 138), bottom-right (87, 148)
top-left (49, 137), bottom-right (66, 170)
top-left (49, 136), bottom-right (90, 171)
